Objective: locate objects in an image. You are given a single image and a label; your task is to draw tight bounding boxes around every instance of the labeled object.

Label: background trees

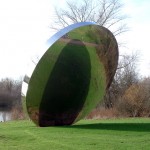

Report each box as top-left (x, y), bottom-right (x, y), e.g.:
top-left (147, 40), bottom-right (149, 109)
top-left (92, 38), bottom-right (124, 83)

top-left (117, 78), bottom-right (150, 117)
top-left (52, 0), bottom-right (128, 36)
top-left (88, 52), bottom-right (145, 118)
top-left (0, 78), bottom-right (23, 121)
top-left (102, 52), bottom-right (139, 109)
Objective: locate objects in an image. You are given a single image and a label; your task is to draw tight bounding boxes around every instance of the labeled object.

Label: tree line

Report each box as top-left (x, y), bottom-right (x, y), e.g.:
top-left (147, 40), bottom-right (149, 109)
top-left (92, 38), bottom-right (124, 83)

top-left (88, 53), bottom-right (150, 118)
top-left (0, 78), bottom-right (23, 121)
top-left (1, 52), bottom-right (150, 120)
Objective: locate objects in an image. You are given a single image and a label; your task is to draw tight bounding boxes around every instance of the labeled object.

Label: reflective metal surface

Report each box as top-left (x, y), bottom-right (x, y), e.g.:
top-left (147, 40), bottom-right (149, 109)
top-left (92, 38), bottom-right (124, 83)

top-left (22, 22), bottom-right (118, 126)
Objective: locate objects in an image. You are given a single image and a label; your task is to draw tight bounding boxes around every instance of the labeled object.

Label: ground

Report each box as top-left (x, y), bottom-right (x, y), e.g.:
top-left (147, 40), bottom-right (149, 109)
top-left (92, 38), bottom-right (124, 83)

top-left (0, 118), bottom-right (150, 150)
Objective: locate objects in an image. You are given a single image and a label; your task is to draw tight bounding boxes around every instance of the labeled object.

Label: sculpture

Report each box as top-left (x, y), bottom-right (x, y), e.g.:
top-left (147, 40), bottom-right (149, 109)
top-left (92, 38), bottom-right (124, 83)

top-left (23, 22), bottom-right (118, 126)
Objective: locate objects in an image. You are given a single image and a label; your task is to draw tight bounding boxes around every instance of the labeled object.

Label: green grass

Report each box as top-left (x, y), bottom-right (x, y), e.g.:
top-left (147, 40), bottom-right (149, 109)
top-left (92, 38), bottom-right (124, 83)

top-left (1, 118), bottom-right (150, 150)
top-left (68, 25), bottom-right (101, 44)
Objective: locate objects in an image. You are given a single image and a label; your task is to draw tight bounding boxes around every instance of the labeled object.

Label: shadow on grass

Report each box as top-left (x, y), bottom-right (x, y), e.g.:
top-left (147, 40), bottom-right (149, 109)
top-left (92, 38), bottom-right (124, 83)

top-left (65, 123), bottom-right (150, 132)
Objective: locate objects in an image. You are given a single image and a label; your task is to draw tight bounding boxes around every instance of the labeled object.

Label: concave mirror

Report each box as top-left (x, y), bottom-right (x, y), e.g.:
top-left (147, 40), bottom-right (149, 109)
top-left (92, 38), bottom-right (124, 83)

top-left (22, 22), bottom-right (118, 126)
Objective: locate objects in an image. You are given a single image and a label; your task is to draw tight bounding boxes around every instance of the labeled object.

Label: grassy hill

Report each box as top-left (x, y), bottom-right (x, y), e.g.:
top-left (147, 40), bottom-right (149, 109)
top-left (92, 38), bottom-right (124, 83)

top-left (1, 118), bottom-right (150, 150)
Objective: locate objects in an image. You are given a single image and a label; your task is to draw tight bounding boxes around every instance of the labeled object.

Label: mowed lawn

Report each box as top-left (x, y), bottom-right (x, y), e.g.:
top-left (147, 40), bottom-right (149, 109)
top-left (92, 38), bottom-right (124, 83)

top-left (1, 118), bottom-right (150, 150)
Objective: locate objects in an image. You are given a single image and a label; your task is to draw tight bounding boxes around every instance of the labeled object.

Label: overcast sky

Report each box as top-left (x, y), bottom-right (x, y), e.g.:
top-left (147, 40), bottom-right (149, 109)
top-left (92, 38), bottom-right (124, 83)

top-left (0, 0), bottom-right (150, 80)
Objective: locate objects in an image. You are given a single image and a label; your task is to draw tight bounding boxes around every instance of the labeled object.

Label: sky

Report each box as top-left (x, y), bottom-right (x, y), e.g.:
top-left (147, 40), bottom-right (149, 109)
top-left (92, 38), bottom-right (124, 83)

top-left (119, 0), bottom-right (150, 76)
top-left (0, 0), bottom-right (150, 80)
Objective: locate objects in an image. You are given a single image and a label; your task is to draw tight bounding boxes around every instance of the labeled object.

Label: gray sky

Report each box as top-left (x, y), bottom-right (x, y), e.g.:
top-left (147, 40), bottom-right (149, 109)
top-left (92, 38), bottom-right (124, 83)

top-left (0, 0), bottom-right (150, 79)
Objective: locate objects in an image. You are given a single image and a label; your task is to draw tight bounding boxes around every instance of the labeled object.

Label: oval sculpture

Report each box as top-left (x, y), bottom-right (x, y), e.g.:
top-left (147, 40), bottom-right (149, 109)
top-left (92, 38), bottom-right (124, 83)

top-left (25, 22), bottom-right (118, 126)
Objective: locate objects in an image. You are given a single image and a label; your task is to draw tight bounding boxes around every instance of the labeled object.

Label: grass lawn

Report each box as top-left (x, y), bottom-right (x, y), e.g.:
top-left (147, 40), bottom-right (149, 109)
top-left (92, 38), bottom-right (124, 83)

top-left (0, 118), bottom-right (150, 150)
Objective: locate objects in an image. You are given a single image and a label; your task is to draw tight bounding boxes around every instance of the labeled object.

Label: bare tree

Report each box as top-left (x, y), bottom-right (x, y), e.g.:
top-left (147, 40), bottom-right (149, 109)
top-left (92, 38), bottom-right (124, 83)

top-left (117, 78), bottom-right (150, 117)
top-left (0, 78), bottom-right (22, 121)
top-left (52, 0), bottom-right (128, 36)
top-left (101, 52), bottom-right (139, 109)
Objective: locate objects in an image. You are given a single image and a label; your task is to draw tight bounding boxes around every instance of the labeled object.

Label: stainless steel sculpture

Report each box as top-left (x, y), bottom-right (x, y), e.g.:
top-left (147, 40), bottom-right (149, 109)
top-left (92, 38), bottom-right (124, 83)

top-left (22, 22), bottom-right (118, 126)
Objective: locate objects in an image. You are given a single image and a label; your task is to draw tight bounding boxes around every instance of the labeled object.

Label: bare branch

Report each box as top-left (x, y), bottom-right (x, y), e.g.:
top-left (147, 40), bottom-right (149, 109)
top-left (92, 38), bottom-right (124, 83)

top-left (113, 24), bottom-right (129, 36)
top-left (52, 0), bottom-right (128, 35)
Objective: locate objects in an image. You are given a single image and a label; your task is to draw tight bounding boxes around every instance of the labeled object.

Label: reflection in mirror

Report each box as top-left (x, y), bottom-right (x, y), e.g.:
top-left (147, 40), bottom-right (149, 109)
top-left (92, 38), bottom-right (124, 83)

top-left (22, 22), bottom-right (118, 126)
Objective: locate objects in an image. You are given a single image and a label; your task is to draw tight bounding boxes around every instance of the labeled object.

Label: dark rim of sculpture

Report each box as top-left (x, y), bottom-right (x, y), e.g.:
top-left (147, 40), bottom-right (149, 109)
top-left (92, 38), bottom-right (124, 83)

top-left (22, 22), bottom-right (119, 127)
